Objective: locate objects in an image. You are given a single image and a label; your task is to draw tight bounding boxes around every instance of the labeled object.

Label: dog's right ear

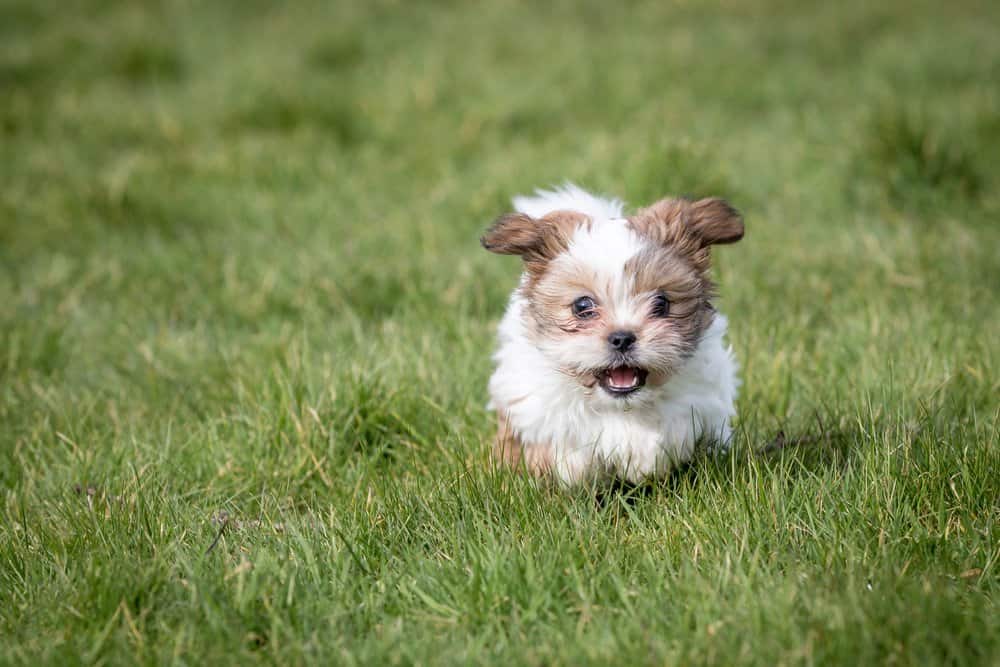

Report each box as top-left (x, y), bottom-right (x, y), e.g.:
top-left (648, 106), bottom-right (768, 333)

top-left (482, 210), bottom-right (586, 268)
top-left (480, 213), bottom-right (540, 256)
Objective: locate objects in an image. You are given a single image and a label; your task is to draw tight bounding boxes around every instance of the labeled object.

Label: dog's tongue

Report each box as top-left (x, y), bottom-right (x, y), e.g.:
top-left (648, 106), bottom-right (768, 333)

top-left (609, 367), bottom-right (637, 388)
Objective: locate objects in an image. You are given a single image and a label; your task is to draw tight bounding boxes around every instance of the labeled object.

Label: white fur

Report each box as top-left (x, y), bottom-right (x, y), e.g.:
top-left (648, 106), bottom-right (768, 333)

top-left (488, 185), bottom-right (739, 485)
top-left (512, 183), bottom-right (624, 221)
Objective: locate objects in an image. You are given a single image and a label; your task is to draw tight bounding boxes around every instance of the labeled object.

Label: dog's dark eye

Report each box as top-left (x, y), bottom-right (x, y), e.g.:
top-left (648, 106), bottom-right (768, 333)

top-left (572, 296), bottom-right (598, 319)
top-left (651, 293), bottom-right (670, 318)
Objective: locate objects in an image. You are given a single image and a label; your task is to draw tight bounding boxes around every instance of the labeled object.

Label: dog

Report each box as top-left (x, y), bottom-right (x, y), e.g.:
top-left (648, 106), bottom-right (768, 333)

top-left (482, 184), bottom-right (744, 485)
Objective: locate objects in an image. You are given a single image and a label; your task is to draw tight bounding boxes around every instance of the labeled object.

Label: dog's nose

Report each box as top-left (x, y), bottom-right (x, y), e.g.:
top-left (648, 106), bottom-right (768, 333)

top-left (607, 330), bottom-right (637, 352)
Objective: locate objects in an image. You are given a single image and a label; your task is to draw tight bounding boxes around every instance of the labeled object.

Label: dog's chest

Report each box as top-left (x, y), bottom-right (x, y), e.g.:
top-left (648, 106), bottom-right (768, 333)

top-left (578, 408), bottom-right (675, 466)
top-left (513, 397), bottom-right (696, 482)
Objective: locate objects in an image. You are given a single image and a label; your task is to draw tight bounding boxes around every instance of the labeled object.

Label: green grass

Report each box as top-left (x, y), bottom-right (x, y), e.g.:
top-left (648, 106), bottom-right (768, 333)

top-left (1, 0), bottom-right (998, 664)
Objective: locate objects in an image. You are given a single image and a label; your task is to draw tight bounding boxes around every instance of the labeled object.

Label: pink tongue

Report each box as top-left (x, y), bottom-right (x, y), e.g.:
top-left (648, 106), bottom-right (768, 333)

top-left (609, 367), bottom-right (637, 387)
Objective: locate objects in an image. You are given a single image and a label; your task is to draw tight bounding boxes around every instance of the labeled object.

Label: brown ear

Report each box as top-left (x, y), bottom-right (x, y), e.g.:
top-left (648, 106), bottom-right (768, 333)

top-left (480, 210), bottom-right (586, 264)
top-left (686, 198), bottom-right (744, 246)
top-left (632, 197), bottom-right (744, 251)
top-left (480, 213), bottom-right (540, 256)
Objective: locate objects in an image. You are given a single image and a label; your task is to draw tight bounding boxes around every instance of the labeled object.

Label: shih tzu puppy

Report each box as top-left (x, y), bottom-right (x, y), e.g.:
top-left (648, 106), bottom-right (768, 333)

top-left (482, 184), bottom-right (744, 485)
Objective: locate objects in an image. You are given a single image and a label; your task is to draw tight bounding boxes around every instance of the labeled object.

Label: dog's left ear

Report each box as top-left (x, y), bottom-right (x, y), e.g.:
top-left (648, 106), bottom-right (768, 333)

top-left (685, 198), bottom-right (744, 247)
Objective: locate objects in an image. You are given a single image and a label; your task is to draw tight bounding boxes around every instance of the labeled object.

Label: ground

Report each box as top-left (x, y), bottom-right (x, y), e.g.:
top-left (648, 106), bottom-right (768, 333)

top-left (1, 0), bottom-right (998, 664)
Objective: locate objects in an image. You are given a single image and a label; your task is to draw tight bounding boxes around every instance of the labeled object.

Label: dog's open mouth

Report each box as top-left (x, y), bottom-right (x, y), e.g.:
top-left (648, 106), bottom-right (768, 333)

top-left (597, 366), bottom-right (648, 397)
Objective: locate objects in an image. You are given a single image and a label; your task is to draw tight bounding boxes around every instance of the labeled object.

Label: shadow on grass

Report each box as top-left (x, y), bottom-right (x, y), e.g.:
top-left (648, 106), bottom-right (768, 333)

top-left (592, 421), bottom-right (863, 509)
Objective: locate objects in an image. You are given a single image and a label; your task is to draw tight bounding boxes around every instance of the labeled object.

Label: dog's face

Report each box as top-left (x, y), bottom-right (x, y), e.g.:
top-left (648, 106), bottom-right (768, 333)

top-left (482, 197), bottom-right (743, 403)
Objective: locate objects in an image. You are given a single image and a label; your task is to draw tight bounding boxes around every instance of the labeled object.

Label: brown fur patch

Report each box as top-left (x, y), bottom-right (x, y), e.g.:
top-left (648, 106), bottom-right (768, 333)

top-left (628, 197), bottom-right (743, 271)
top-left (625, 245), bottom-right (715, 359)
top-left (481, 210), bottom-right (590, 282)
top-left (526, 259), bottom-right (606, 337)
top-left (627, 245), bottom-right (710, 307)
top-left (494, 410), bottom-right (554, 476)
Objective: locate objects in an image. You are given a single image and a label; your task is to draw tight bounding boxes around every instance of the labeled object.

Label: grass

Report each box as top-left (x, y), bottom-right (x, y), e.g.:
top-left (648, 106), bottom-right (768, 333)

top-left (1, 0), bottom-right (998, 664)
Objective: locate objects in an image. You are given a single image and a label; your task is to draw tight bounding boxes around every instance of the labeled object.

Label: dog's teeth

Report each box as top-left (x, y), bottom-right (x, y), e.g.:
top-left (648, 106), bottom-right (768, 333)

top-left (608, 367), bottom-right (638, 388)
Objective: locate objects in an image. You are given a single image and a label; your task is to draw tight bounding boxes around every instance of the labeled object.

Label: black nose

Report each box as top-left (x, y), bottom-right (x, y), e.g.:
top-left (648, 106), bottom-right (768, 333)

top-left (607, 330), bottom-right (637, 352)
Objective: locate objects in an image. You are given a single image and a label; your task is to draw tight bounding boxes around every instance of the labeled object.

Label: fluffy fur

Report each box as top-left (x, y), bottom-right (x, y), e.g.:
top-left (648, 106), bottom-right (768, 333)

top-left (483, 184), bottom-right (743, 485)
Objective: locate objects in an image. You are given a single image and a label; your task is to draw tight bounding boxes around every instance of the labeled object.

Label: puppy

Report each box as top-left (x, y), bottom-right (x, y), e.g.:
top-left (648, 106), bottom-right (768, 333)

top-left (482, 184), bottom-right (744, 485)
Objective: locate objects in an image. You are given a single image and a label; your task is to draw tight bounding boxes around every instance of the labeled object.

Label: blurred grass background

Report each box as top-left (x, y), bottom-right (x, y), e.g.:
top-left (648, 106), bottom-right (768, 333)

top-left (1, 0), bottom-right (998, 664)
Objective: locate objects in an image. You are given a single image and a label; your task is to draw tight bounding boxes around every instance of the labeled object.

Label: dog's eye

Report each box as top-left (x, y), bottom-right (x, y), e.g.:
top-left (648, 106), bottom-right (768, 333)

top-left (572, 296), bottom-right (598, 319)
top-left (651, 293), bottom-right (670, 318)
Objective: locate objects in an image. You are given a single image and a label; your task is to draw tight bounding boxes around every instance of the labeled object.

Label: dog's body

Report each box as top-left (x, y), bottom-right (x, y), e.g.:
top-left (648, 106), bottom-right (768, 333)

top-left (483, 184), bottom-right (743, 485)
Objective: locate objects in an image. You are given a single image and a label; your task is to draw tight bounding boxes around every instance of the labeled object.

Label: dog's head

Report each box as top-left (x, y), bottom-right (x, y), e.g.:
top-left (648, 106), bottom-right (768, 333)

top-left (482, 196), bottom-right (743, 402)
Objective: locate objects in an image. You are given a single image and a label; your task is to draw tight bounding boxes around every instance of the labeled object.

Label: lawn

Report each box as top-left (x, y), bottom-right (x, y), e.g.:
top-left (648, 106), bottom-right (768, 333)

top-left (1, 0), bottom-right (998, 664)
